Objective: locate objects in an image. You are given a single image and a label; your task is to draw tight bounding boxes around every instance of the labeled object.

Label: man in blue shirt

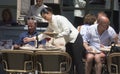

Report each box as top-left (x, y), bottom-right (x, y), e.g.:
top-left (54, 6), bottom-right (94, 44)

top-left (14, 17), bottom-right (46, 49)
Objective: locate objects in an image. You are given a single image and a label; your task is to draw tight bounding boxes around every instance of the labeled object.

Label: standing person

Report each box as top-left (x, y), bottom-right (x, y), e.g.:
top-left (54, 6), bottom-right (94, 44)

top-left (74, 0), bottom-right (86, 28)
top-left (26, 0), bottom-right (47, 22)
top-left (23, 7), bottom-right (85, 74)
top-left (14, 16), bottom-right (46, 49)
top-left (83, 16), bottom-right (118, 74)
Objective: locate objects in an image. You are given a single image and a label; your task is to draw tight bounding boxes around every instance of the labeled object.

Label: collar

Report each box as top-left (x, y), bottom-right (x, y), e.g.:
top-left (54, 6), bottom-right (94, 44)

top-left (27, 31), bottom-right (37, 36)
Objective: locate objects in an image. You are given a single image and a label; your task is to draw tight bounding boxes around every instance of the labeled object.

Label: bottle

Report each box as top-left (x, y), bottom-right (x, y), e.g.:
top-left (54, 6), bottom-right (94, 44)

top-left (35, 34), bottom-right (39, 48)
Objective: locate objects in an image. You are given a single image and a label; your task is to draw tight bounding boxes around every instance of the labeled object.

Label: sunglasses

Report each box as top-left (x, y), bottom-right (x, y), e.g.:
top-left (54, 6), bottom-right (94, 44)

top-left (27, 17), bottom-right (35, 20)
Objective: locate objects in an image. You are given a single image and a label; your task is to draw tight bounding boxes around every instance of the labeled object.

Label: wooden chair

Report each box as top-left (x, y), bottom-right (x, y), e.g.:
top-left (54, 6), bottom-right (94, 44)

top-left (107, 53), bottom-right (120, 74)
top-left (1, 50), bottom-right (34, 74)
top-left (35, 50), bottom-right (72, 74)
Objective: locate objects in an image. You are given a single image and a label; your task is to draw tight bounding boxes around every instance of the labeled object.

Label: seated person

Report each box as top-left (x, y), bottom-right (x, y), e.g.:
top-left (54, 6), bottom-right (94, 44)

top-left (77, 13), bottom-right (96, 32)
top-left (83, 15), bottom-right (118, 74)
top-left (14, 16), bottom-right (46, 49)
top-left (94, 11), bottom-right (107, 24)
top-left (0, 8), bottom-right (18, 26)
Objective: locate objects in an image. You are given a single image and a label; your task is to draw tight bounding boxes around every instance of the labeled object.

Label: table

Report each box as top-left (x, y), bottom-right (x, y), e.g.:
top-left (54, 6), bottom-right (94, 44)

top-left (0, 47), bottom-right (71, 74)
top-left (100, 44), bottom-right (120, 52)
top-left (100, 46), bottom-right (111, 52)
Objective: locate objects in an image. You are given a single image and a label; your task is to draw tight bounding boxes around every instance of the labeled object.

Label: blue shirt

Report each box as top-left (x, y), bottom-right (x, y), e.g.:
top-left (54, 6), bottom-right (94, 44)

top-left (16, 31), bottom-right (46, 46)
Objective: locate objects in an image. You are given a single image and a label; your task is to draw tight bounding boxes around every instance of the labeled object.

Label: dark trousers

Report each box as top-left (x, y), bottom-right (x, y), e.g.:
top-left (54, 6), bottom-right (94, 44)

top-left (66, 34), bottom-right (85, 74)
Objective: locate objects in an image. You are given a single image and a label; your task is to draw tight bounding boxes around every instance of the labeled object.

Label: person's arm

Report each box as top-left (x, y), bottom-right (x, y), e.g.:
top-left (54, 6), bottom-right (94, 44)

top-left (77, 25), bottom-right (82, 32)
top-left (13, 44), bottom-right (20, 49)
top-left (82, 26), bottom-right (93, 51)
top-left (23, 37), bottom-right (36, 43)
top-left (113, 34), bottom-right (118, 44)
top-left (23, 25), bottom-right (53, 43)
top-left (83, 42), bottom-right (93, 51)
top-left (55, 16), bottom-right (72, 38)
top-left (23, 34), bottom-right (47, 43)
top-left (13, 33), bottom-right (25, 49)
top-left (109, 27), bottom-right (118, 44)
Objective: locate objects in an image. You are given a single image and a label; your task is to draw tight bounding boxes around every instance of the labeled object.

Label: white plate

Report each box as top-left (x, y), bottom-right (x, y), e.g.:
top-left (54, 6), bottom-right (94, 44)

top-left (43, 32), bottom-right (58, 37)
top-left (100, 47), bottom-right (110, 52)
top-left (20, 46), bottom-right (61, 51)
top-left (20, 46), bottom-right (35, 50)
top-left (45, 48), bottom-right (61, 51)
top-left (42, 46), bottom-right (61, 51)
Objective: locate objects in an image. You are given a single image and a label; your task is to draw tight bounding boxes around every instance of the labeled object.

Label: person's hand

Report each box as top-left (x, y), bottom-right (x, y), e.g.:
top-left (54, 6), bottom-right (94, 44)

top-left (23, 37), bottom-right (34, 43)
top-left (39, 44), bottom-right (44, 48)
top-left (86, 46), bottom-right (93, 51)
top-left (83, 42), bottom-right (93, 51)
top-left (13, 44), bottom-right (20, 49)
top-left (114, 34), bottom-right (119, 43)
top-left (100, 44), bottom-right (105, 48)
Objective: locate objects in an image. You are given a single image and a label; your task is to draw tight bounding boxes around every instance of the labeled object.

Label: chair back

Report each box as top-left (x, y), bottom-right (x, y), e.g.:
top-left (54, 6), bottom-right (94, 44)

top-left (107, 53), bottom-right (120, 74)
top-left (35, 51), bottom-right (72, 74)
top-left (1, 50), bottom-right (34, 73)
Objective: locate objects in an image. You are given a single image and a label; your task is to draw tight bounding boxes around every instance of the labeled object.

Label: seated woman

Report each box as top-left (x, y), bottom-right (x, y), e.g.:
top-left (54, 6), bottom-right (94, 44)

top-left (77, 13), bottom-right (96, 60)
top-left (0, 8), bottom-right (18, 26)
top-left (77, 13), bottom-right (96, 33)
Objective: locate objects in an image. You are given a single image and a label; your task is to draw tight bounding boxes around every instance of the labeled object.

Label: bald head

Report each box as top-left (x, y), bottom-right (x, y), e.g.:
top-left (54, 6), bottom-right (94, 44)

top-left (97, 16), bottom-right (110, 26)
top-left (97, 16), bottom-right (110, 33)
